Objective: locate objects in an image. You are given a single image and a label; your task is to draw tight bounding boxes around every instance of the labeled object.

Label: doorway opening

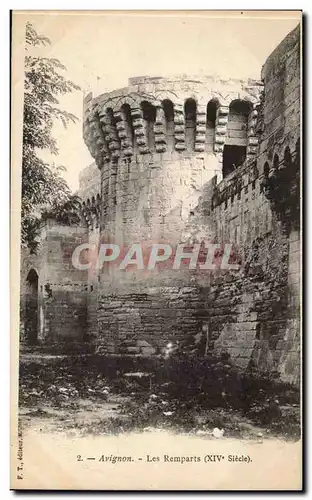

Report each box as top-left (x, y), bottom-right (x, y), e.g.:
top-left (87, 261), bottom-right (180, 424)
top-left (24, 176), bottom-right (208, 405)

top-left (25, 269), bottom-right (39, 345)
top-left (222, 145), bottom-right (246, 178)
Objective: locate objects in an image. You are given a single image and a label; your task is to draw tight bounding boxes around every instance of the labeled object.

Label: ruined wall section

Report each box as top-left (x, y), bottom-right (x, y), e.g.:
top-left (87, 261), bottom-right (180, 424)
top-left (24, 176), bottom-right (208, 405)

top-left (85, 225), bottom-right (101, 341)
top-left (205, 161), bottom-right (290, 377)
top-left (20, 220), bottom-right (91, 344)
top-left (259, 24), bottom-right (301, 384)
top-left (75, 163), bottom-right (103, 341)
top-left (200, 25), bottom-right (301, 385)
top-left (78, 161), bottom-right (101, 201)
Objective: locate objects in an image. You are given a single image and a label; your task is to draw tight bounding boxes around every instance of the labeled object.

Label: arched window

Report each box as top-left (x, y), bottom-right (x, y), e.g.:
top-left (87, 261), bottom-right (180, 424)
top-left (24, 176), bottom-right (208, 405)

top-left (284, 146), bottom-right (292, 169)
top-left (263, 161), bottom-right (270, 177)
top-left (141, 101), bottom-right (156, 151)
top-left (106, 107), bottom-right (116, 129)
top-left (26, 269), bottom-right (38, 287)
top-left (229, 100), bottom-right (252, 114)
top-left (222, 100), bottom-right (251, 178)
top-left (184, 98), bottom-right (197, 151)
top-left (206, 99), bottom-right (218, 128)
top-left (206, 99), bottom-right (218, 151)
top-left (273, 154), bottom-right (279, 170)
top-left (227, 99), bottom-right (252, 146)
top-left (260, 162), bottom-right (270, 193)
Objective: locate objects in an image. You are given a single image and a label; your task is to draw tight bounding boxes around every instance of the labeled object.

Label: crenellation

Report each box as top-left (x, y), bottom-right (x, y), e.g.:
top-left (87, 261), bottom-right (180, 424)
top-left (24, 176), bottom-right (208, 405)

top-left (83, 77), bottom-right (263, 166)
top-left (20, 26), bottom-right (301, 387)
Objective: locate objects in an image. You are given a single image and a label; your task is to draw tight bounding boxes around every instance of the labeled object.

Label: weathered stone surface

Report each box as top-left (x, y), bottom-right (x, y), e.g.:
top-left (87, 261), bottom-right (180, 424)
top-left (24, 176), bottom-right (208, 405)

top-left (20, 222), bottom-right (91, 344)
top-left (20, 26), bottom-right (301, 387)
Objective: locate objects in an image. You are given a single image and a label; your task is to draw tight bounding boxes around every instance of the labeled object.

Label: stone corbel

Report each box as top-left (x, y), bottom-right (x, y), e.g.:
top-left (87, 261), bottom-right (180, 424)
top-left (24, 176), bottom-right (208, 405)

top-left (84, 112), bottom-right (110, 167)
top-left (247, 104), bottom-right (259, 157)
top-left (174, 102), bottom-right (186, 151)
top-left (154, 106), bottom-right (167, 153)
top-left (214, 105), bottom-right (229, 154)
top-left (131, 106), bottom-right (149, 154)
top-left (113, 109), bottom-right (133, 157)
top-left (195, 103), bottom-right (207, 153)
top-left (99, 109), bottom-right (121, 159)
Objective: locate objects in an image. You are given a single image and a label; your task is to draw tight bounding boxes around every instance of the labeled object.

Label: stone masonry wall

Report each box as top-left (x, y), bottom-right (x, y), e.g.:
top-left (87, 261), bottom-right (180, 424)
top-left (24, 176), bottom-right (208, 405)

top-left (20, 220), bottom-right (91, 344)
top-left (205, 183), bottom-right (292, 378)
top-left (77, 161), bottom-right (101, 201)
top-left (83, 75), bottom-right (262, 352)
top-left (80, 26), bottom-right (300, 385)
top-left (197, 25), bottom-right (301, 385)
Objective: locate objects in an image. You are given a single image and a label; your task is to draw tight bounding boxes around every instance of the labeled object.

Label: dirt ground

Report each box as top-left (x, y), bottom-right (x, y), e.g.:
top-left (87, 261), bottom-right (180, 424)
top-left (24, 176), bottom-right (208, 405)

top-left (18, 353), bottom-right (301, 441)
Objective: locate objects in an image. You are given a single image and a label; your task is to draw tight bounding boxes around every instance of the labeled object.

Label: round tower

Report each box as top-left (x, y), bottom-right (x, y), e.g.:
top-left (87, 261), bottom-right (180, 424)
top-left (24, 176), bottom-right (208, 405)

top-left (83, 75), bottom-right (262, 353)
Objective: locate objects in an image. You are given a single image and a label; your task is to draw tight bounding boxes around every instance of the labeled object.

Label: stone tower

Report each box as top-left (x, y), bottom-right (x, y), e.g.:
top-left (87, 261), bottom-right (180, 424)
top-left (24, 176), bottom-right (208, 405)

top-left (20, 25), bottom-right (300, 384)
top-left (82, 75), bottom-right (262, 353)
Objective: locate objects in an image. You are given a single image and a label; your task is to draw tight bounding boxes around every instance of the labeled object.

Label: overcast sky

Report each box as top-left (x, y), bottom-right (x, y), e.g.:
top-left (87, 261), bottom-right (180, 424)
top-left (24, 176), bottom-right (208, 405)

top-left (15, 11), bottom-right (300, 191)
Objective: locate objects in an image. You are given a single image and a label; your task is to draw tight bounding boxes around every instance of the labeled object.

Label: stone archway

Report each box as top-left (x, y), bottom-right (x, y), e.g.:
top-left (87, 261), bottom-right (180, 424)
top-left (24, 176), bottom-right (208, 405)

top-left (25, 269), bottom-right (39, 345)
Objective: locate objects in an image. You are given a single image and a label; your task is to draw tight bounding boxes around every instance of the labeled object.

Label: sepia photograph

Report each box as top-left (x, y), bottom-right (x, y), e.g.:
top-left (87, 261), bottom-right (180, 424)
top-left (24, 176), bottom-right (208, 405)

top-left (10, 10), bottom-right (302, 490)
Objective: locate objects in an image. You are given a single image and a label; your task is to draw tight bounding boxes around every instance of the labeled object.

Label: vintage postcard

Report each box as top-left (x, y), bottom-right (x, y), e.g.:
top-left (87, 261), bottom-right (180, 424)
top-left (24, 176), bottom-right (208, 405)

top-left (10, 10), bottom-right (302, 490)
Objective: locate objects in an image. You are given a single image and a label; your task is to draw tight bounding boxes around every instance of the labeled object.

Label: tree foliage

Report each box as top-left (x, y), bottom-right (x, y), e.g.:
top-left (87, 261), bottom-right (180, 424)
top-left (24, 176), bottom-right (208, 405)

top-left (22, 22), bottom-right (82, 253)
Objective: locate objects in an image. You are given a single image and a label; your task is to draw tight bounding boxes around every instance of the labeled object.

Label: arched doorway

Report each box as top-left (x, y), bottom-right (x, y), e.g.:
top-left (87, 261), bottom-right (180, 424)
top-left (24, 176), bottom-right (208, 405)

top-left (25, 269), bottom-right (39, 345)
